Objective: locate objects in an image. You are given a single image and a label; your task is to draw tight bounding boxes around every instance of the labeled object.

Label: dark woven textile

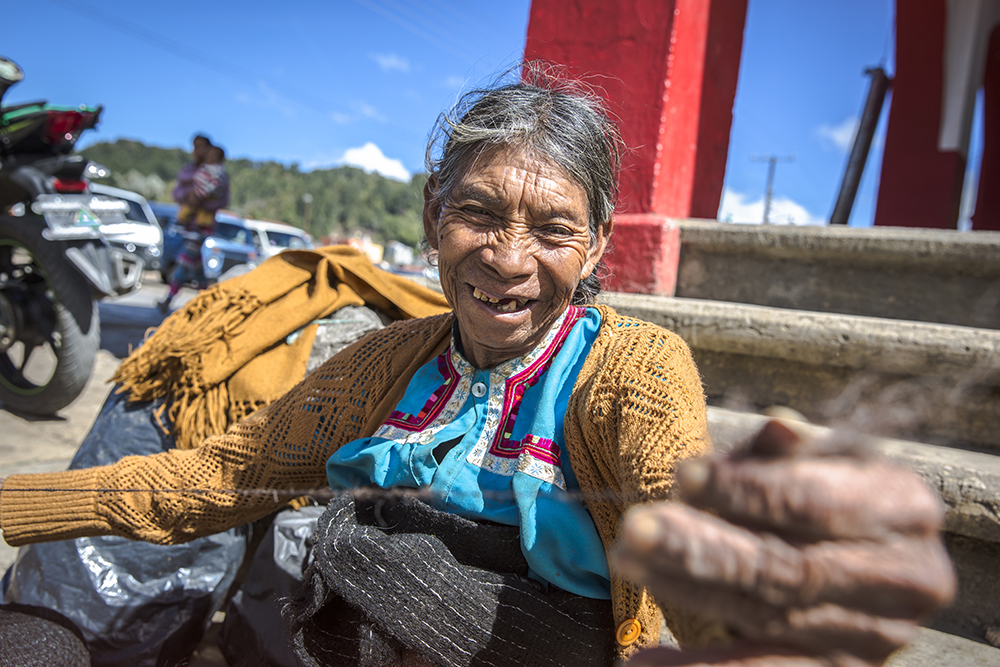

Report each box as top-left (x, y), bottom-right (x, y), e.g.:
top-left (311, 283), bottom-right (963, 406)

top-left (0, 603), bottom-right (90, 666)
top-left (287, 492), bottom-right (615, 667)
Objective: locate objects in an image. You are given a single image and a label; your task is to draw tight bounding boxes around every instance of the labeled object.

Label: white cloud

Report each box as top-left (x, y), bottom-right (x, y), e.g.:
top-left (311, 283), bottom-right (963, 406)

top-left (340, 142), bottom-right (410, 181)
top-left (817, 116), bottom-right (859, 152)
top-left (444, 75), bottom-right (466, 89)
top-left (357, 102), bottom-right (385, 122)
top-left (718, 188), bottom-right (825, 226)
top-left (371, 53), bottom-right (410, 73)
top-left (327, 101), bottom-right (386, 125)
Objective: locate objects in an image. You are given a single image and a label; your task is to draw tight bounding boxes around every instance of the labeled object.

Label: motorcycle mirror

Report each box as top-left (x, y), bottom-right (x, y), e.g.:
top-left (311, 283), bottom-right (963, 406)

top-left (0, 56), bottom-right (24, 106)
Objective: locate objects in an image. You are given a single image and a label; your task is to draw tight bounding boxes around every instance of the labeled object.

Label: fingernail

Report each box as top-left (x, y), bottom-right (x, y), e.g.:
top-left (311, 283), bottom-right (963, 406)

top-left (677, 459), bottom-right (709, 496)
top-left (626, 510), bottom-right (663, 550)
top-left (752, 419), bottom-right (808, 457)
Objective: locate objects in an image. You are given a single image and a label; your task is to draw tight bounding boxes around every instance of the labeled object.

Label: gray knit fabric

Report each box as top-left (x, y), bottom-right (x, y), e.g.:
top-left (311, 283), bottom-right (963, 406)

top-left (287, 492), bottom-right (614, 667)
top-left (0, 603), bottom-right (90, 666)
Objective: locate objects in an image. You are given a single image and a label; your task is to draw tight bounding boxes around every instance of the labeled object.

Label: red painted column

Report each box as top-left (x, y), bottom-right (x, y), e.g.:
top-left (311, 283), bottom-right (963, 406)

top-left (972, 25), bottom-right (1000, 231)
top-left (875, 0), bottom-right (966, 229)
top-left (525, 0), bottom-right (746, 295)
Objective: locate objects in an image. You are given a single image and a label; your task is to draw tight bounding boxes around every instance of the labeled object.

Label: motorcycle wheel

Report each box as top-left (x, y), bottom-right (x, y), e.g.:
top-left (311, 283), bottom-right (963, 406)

top-left (0, 215), bottom-right (99, 415)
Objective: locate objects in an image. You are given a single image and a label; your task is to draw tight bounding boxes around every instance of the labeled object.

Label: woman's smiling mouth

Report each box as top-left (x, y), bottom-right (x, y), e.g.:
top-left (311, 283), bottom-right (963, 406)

top-left (472, 286), bottom-right (530, 313)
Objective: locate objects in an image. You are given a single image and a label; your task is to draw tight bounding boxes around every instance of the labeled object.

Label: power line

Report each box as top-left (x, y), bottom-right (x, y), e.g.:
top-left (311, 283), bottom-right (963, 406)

top-left (47, 0), bottom-right (342, 115)
top-left (352, 0), bottom-right (479, 64)
top-left (44, 0), bottom-right (431, 151)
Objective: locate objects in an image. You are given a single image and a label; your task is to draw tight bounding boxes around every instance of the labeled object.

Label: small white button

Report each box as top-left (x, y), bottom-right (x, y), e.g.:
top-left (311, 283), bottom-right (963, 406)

top-left (471, 382), bottom-right (488, 397)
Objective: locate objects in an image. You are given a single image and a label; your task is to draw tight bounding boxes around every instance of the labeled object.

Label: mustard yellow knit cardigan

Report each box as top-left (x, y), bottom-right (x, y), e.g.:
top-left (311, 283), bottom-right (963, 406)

top-left (1, 305), bottom-right (714, 658)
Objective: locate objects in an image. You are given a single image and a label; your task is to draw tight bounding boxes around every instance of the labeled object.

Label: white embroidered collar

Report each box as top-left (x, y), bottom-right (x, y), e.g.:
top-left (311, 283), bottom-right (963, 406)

top-left (448, 306), bottom-right (576, 381)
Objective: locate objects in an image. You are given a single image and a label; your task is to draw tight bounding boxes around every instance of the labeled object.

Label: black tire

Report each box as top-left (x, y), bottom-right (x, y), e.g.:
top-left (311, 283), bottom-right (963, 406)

top-left (0, 215), bottom-right (99, 415)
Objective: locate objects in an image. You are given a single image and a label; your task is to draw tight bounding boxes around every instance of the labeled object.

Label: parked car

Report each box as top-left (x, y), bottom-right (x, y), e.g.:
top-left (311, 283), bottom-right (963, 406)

top-left (150, 202), bottom-right (259, 284)
top-left (242, 218), bottom-right (314, 259)
top-left (89, 183), bottom-right (164, 271)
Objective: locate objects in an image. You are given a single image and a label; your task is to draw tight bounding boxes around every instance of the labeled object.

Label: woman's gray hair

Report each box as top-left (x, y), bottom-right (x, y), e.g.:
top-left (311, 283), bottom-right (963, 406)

top-left (424, 63), bottom-right (623, 304)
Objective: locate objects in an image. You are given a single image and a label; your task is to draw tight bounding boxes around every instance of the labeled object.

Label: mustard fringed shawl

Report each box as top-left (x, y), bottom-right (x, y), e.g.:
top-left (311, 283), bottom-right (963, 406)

top-left (111, 246), bottom-right (451, 450)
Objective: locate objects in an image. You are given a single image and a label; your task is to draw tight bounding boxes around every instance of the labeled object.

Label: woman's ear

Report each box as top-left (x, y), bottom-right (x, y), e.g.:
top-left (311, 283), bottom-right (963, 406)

top-left (423, 176), bottom-right (441, 250)
top-left (581, 217), bottom-right (612, 280)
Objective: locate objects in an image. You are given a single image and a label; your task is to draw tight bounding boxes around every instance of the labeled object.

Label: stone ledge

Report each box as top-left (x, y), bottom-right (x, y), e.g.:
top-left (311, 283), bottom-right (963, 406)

top-left (678, 219), bottom-right (1000, 275)
top-left (706, 407), bottom-right (1000, 545)
top-left (598, 293), bottom-right (1000, 381)
top-left (887, 627), bottom-right (1000, 667)
top-left (600, 292), bottom-right (1000, 450)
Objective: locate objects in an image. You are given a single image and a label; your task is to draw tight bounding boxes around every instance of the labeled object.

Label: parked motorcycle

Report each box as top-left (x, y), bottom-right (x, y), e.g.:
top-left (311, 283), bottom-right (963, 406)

top-left (0, 56), bottom-right (144, 414)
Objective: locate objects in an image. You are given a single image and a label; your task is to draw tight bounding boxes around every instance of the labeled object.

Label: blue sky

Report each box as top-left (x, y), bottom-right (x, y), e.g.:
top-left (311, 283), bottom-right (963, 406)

top-left (3, 0), bottom-right (984, 227)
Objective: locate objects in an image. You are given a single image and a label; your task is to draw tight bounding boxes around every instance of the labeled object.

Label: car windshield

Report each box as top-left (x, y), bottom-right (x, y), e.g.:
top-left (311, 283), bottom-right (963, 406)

top-left (265, 230), bottom-right (310, 249)
top-left (215, 222), bottom-right (256, 248)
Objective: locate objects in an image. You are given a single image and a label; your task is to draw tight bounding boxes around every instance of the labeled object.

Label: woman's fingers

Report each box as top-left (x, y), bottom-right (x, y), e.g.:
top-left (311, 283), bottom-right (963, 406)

top-left (615, 504), bottom-right (954, 619)
top-left (615, 422), bottom-right (956, 665)
top-left (743, 419), bottom-right (812, 458)
top-left (675, 451), bottom-right (944, 541)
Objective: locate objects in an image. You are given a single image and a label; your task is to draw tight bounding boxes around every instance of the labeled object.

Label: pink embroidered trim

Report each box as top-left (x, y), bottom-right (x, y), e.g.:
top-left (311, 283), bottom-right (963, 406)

top-left (384, 353), bottom-right (459, 431)
top-left (488, 305), bottom-right (583, 460)
top-left (490, 433), bottom-right (561, 466)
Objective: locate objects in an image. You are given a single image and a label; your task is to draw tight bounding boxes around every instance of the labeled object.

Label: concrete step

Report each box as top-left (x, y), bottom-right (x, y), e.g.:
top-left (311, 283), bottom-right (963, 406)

top-left (674, 219), bottom-right (1000, 329)
top-left (600, 292), bottom-right (1000, 452)
top-left (705, 406), bottom-right (1000, 656)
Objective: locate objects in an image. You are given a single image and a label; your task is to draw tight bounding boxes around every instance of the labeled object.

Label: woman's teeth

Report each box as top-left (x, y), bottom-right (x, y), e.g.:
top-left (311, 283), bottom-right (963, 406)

top-left (472, 287), bottom-right (528, 313)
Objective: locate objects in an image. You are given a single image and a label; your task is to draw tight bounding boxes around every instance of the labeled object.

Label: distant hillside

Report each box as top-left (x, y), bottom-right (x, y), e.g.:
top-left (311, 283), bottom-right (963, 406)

top-left (80, 139), bottom-right (427, 246)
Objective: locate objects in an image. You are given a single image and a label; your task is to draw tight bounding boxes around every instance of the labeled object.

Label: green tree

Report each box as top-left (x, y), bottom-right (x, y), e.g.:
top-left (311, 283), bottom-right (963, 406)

top-left (79, 140), bottom-right (425, 246)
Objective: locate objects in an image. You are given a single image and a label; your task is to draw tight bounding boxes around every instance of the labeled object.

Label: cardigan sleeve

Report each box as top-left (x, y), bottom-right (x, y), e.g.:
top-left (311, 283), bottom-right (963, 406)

top-left (0, 314), bottom-right (453, 547)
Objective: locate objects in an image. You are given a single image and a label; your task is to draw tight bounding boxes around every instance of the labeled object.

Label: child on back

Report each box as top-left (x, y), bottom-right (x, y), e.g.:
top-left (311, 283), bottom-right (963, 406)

top-left (177, 145), bottom-right (228, 230)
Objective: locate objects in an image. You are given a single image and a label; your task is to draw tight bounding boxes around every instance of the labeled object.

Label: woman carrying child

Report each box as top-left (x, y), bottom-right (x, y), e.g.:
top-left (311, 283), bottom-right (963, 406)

top-left (159, 137), bottom-right (230, 313)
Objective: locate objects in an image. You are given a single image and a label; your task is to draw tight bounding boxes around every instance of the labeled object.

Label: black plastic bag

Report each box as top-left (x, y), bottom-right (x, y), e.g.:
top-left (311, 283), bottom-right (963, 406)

top-left (1, 390), bottom-right (248, 667)
top-left (219, 505), bottom-right (323, 667)
top-left (1, 305), bottom-right (387, 667)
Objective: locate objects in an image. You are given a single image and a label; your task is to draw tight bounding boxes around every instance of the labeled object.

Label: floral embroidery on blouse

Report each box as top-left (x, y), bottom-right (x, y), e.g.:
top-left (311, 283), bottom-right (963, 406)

top-left (372, 306), bottom-right (582, 489)
top-left (464, 306), bottom-right (583, 489)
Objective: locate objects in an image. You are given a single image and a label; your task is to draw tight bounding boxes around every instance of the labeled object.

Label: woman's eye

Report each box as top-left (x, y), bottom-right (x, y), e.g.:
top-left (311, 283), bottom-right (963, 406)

top-left (539, 224), bottom-right (574, 238)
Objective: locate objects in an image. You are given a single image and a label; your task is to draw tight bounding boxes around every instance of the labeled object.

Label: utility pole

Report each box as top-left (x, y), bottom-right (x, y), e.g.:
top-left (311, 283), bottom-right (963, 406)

top-left (751, 153), bottom-right (796, 223)
top-left (302, 193), bottom-right (313, 236)
top-left (830, 67), bottom-right (891, 225)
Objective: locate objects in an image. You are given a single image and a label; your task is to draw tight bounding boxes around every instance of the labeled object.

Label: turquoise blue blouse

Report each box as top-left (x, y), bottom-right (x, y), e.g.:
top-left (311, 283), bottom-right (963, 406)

top-left (326, 305), bottom-right (611, 599)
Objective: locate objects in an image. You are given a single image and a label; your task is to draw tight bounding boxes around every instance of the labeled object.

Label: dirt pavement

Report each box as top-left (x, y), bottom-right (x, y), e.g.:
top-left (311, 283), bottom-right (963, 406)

top-left (0, 274), bottom-right (191, 571)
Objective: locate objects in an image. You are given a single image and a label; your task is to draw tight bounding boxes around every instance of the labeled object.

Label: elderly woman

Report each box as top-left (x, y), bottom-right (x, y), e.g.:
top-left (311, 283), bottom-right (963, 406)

top-left (0, 70), bottom-right (952, 667)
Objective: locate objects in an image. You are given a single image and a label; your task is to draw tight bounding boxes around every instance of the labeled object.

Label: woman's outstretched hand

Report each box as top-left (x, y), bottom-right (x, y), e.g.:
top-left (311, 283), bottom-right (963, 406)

top-left (613, 420), bottom-right (956, 667)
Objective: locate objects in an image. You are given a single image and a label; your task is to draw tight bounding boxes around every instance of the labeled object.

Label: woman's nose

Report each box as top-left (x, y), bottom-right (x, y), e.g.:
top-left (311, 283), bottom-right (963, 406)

top-left (484, 232), bottom-right (535, 278)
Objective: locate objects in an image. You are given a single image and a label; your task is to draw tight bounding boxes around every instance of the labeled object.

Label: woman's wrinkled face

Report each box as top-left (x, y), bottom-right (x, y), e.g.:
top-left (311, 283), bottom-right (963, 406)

top-left (423, 148), bottom-right (608, 369)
